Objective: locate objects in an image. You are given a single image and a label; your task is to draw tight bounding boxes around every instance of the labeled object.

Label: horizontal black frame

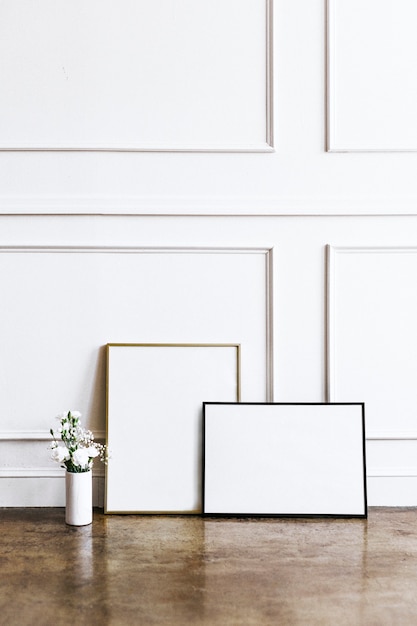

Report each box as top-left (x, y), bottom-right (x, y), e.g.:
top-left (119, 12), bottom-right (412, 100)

top-left (202, 402), bottom-right (367, 519)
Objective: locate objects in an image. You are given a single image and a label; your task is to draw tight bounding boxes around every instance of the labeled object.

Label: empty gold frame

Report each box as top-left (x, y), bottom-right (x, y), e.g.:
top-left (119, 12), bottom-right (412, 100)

top-left (105, 343), bottom-right (240, 514)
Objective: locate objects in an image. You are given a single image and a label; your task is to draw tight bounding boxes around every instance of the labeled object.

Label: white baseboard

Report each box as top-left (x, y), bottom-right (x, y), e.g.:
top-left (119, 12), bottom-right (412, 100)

top-left (0, 475), bottom-right (104, 507)
top-left (367, 476), bottom-right (417, 507)
top-left (0, 474), bottom-right (415, 508)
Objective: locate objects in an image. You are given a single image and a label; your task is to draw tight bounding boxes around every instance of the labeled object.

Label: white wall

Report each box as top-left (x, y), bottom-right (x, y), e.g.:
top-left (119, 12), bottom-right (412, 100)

top-left (1, 0), bottom-right (417, 507)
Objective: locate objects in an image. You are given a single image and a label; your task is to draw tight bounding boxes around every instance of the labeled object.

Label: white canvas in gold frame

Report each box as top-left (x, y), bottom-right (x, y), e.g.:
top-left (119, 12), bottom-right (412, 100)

top-left (105, 343), bottom-right (240, 514)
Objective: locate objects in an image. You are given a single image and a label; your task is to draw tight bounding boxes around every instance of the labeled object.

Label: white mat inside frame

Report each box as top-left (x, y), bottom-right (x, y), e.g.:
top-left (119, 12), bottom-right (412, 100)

top-left (203, 402), bottom-right (367, 517)
top-left (105, 343), bottom-right (240, 514)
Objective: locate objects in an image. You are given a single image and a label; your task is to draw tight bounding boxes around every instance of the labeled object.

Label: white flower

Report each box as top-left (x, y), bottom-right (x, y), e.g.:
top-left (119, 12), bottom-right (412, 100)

top-left (55, 410), bottom-right (81, 421)
top-left (74, 426), bottom-right (84, 440)
top-left (51, 445), bottom-right (70, 463)
top-left (85, 446), bottom-right (99, 458)
top-left (72, 448), bottom-right (91, 469)
top-left (49, 410), bottom-right (108, 472)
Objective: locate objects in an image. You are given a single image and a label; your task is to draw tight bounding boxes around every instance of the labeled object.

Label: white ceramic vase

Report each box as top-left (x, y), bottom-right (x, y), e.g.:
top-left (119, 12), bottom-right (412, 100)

top-left (65, 470), bottom-right (93, 526)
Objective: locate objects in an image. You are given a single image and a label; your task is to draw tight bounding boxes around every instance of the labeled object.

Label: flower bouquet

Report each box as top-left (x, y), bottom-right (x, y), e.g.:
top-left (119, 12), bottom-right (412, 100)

top-left (50, 410), bottom-right (108, 525)
top-left (50, 410), bottom-right (108, 473)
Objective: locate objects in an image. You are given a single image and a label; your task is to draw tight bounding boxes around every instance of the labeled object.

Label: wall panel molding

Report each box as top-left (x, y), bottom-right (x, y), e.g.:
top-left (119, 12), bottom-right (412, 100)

top-left (327, 245), bottom-right (417, 404)
top-left (0, 0), bottom-right (273, 153)
top-left (367, 431), bottom-right (417, 441)
top-left (369, 467), bottom-right (417, 478)
top-left (0, 245), bottom-right (274, 403)
top-left (327, 0), bottom-right (417, 152)
top-left (3, 195), bottom-right (417, 217)
top-left (327, 245), bottom-right (417, 505)
top-left (0, 430), bottom-right (106, 440)
top-left (0, 244), bottom-right (274, 505)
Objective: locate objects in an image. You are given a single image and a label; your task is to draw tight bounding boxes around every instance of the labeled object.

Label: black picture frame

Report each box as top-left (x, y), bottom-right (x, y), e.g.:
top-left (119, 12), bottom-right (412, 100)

top-left (203, 402), bottom-right (367, 518)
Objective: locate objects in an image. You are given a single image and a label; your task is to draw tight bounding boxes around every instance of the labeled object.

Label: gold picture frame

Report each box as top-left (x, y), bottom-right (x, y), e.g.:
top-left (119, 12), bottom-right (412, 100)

top-left (105, 343), bottom-right (240, 514)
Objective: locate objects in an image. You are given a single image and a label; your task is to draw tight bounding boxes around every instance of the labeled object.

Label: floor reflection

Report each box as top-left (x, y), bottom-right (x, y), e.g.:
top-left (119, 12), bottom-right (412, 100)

top-left (102, 514), bottom-right (206, 623)
top-left (3, 508), bottom-right (417, 625)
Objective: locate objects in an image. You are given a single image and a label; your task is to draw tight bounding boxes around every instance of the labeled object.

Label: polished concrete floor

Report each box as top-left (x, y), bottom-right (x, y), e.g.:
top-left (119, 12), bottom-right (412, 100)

top-left (1, 508), bottom-right (417, 625)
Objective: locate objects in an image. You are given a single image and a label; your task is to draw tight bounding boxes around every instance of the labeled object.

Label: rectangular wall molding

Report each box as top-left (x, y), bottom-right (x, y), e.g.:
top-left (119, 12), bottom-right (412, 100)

top-left (327, 245), bottom-right (417, 401)
top-left (0, 0), bottom-right (273, 153)
top-left (327, 0), bottom-right (417, 152)
top-left (0, 245), bottom-right (274, 506)
top-left (0, 244), bottom-right (274, 406)
top-left (327, 245), bottom-right (417, 504)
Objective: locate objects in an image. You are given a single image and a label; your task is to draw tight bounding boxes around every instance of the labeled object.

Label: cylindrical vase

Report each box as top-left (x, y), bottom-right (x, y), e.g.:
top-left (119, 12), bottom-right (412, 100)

top-left (65, 470), bottom-right (93, 526)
